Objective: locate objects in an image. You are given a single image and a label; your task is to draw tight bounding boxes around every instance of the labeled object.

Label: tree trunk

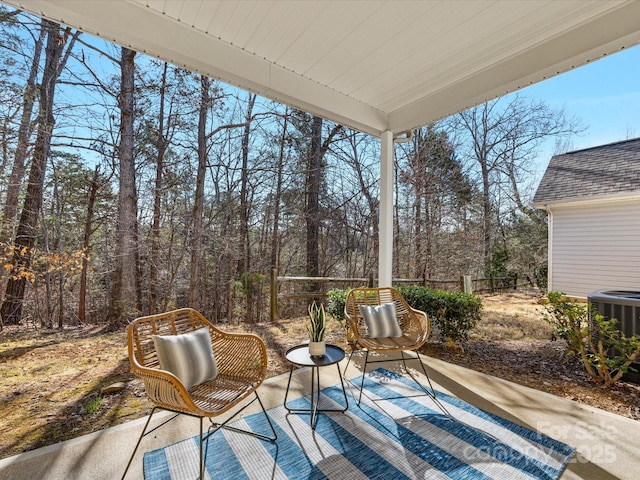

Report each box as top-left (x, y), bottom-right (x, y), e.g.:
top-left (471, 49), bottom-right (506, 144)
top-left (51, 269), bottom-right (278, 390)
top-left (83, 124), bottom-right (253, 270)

top-left (238, 93), bottom-right (255, 321)
top-left (238, 93), bottom-right (256, 276)
top-left (148, 62), bottom-right (168, 315)
top-left (306, 116), bottom-right (323, 279)
top-left (51, 161), bottom-right (63, 329)
top-left (41, 207), bottom-right (53, 329)
top-left (424, 202), bottom-right (434, 279)
top-left (0, 20), bottom-right (46, 309)
top-left (347, 132), bottom-right (379, 277)
top-left (304, 117), bottom-right (342, 279)
top-left (481, 159), bottom-right (492, 272)
top-left (108, 47), bottom-right (138, 328)
top-left (78, 166), bottom-right (100, 323)
top-left (0, 20), bottom-right (46, 246)
top-left (270, 108), bottom-right (289, 271)
top-left (414, 193), bottom-right (423, 278)
top-left (188, 75), bottom-right (210, 309)
top-left (1, 22), bottom-right (73, 326)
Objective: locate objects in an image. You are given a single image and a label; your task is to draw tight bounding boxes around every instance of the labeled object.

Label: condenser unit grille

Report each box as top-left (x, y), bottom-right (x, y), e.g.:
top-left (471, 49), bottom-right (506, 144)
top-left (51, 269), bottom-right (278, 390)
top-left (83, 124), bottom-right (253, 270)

top-left (592, 301), bottom-right (640, 337)
top-left (588, 290), bottom-right (640, 384)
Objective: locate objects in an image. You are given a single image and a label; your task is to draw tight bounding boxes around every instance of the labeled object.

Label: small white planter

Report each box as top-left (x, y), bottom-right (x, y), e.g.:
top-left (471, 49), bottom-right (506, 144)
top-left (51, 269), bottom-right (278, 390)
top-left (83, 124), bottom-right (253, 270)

top-left (308, 341), bottom-right (326, 357)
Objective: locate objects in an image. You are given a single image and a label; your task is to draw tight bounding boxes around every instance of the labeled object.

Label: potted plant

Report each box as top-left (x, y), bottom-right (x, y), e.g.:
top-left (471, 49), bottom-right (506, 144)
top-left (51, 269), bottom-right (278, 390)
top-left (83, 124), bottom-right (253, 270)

top-left (307, 301), bottom-right (326, 356)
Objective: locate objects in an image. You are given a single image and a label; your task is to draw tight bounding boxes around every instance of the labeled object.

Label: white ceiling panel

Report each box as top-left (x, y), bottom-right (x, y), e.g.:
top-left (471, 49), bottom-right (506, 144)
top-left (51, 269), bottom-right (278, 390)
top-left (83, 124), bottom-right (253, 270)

top-left (4, 0), bottom-right (640, 136)
top-left (159, 0), bottom-right (182, 19)
top-left (172, 0), bottom-right (202, 26)
top-left (188, 2), bottom-right (219, 32)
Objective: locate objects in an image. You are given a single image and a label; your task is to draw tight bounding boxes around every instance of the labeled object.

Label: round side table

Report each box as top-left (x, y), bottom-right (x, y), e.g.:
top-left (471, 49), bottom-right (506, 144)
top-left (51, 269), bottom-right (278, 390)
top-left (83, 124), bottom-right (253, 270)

top-left (283, 344), bottom-right (349, 429)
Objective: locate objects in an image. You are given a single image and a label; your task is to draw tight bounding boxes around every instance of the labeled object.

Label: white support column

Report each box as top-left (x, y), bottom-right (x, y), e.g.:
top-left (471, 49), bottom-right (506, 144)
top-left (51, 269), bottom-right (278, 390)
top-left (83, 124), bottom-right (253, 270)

top-left (378, 131), bottom-right (394, 287)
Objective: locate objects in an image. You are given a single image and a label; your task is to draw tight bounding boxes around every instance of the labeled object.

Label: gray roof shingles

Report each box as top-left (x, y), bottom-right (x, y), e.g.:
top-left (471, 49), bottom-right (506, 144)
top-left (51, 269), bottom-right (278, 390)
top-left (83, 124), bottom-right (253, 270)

top-left (532, 137), bottom-right (640, 205)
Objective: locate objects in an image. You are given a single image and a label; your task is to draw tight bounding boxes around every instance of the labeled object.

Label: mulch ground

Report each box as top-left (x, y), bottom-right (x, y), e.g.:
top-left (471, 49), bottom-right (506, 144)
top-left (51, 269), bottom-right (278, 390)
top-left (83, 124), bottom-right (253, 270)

top-left (424, 339), bottom-right (640, 421)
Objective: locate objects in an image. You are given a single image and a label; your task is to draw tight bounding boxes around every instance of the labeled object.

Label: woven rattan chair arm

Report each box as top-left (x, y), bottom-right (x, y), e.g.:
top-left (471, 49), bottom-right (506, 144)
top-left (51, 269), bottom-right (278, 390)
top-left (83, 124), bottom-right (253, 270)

top-left (212, 333), bottom-right (268, 382)
top-left (409, 307), bottom-right (431, 343)
top-left (344, 312), bottom-right (358, 336)
top-left (132, 365), bottom-right (197, 413)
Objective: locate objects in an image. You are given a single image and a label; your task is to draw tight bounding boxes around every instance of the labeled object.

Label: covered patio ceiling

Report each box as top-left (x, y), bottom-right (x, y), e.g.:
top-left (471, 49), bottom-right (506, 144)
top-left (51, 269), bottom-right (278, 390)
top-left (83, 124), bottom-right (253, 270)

top-left (5, 0), bottom-right (640, 137)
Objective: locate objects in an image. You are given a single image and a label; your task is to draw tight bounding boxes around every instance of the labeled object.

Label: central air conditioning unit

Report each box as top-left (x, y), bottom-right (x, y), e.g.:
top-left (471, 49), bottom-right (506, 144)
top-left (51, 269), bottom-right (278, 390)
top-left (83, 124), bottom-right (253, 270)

top-left (587, 289), bottom-right (640, 384)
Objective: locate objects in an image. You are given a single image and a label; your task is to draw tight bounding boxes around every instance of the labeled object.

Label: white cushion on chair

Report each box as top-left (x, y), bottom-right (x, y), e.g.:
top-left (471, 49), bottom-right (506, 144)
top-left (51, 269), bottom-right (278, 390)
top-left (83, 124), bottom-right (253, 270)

top-left (152, 327), bottom-right (218, 390)
top-left (359, 303), bottom-right (403, 338)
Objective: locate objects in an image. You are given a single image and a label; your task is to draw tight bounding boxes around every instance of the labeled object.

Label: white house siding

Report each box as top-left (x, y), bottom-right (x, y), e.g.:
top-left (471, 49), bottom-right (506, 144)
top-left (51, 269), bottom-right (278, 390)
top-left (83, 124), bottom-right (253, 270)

top-left (550, 198), bottom-right (640, 299)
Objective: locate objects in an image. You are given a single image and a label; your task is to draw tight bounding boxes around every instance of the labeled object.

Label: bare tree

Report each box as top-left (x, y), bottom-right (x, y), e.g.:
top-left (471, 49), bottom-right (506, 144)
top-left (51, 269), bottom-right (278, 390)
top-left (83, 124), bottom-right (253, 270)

top-left (238, 93), bottom-right (256, 276)
top-left (305, 116), bottom-right (342, 278)
top-left (188, 75), bottom-right (210, 309)
top-left (108, 47), bottom-right (137, 328)
top-left (396, 125), bottom-right (470, 279)
top-left (1, 21), bottom-right (79, 326)
top-left (330, 131), bottom-right (380, 278)
top-left (188, 78), bottom-right (248, 312)
top-left (450, 96), bottom-right (584, 272)
top-left (148, 62), bottom-right (169, 315)
top-left (0, 19), bottom-right (46, 246)
top-left (78, 165), bottom-right (109, 323)
top-left (269, 107), bottom-right (290, 271)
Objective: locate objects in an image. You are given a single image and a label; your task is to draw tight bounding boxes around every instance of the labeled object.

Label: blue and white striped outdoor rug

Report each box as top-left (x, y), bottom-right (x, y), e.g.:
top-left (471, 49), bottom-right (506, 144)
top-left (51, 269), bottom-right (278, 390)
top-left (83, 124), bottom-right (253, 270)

top-left (143, 368), bottom-right (574, 480)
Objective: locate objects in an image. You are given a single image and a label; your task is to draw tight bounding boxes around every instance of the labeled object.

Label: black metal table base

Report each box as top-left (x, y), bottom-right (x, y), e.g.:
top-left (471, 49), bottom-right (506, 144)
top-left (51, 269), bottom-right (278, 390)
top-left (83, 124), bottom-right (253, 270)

top-left (283, 345), bottom-right (349, 429)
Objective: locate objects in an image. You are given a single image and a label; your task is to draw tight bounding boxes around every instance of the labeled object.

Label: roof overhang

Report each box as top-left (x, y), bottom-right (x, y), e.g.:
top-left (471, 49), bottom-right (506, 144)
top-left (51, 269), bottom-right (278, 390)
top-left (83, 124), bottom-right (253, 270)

top-left (533, 192), bottom-right (640, 210)
top-left (4, 0), bottom-right (640, 137)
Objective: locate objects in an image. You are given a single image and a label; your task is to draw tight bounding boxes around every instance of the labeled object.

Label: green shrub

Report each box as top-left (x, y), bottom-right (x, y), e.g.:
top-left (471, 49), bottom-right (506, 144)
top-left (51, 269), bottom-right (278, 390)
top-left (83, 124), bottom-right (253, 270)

top-left (326, 288), bottom-right (347, 323)
top-left (542, 291), bottom-right (640, 387)
top-left (533, 264), bottom-right (548, 291)
top-left (398, 286), bottom-right (482, 343)
top-left (327, 286), bottom-right (481, 344)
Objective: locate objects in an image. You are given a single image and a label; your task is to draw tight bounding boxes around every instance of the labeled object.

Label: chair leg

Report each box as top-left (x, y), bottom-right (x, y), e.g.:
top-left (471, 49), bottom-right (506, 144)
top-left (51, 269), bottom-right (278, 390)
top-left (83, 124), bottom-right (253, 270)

top-left (121, 406), bottom-right (159, 480)
top-left (409, 351), bottom-right (505, 439)
top-left (122, 394), bottom-right (275, 480)
top-left (342, 349), bottom-right (354, 380)
top-left (254, 391), bottom-right (278, 442)
top-left (343, 349), bottom-right (370, 406)
top-left (205, 392), bottom-right (277, 444)
top-left (199, 417), bottom-right (204, 480)
top-left (401, 350), bottom-right (453, 418)
top-left (357, 350), bottom-right (371, 405)
top-left (345, 347), bottom-right (454, 418)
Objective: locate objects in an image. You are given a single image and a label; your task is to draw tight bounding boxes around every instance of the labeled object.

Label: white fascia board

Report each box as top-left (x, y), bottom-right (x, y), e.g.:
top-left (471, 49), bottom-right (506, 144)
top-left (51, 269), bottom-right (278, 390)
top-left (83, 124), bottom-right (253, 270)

top-left (388, 1), bottom-right (640, 134)
top-left (8, 0), bottom-right (388, 136)
top-left (534, 192), bottom-right (640, 210)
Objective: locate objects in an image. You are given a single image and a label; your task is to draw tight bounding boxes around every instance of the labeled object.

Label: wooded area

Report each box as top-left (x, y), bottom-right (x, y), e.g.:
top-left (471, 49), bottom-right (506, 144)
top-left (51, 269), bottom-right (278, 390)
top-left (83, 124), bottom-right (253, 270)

top-left (0, 9), bottom-right (582, 329)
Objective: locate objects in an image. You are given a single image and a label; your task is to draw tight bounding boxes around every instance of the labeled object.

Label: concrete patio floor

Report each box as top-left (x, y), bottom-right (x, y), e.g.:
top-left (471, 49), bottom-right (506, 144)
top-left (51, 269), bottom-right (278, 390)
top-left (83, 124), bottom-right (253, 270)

top-left (1, 353), bottom-right (638, 480)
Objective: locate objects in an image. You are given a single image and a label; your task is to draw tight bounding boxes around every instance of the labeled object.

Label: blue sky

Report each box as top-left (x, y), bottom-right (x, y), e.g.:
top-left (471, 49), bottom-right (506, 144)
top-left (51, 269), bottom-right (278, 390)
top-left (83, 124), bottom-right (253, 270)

top-left (518, 44), bottom-right (640, 179)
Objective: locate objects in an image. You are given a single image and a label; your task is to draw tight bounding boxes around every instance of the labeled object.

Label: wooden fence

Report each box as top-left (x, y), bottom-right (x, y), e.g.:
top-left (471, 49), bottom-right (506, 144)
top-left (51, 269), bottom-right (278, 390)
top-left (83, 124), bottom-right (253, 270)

top-left (269, 269), bottom-right (534, 321)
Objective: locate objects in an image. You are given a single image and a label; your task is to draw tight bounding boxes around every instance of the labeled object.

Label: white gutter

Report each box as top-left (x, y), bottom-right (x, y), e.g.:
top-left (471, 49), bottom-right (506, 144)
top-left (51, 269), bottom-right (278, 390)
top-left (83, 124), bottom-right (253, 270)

top-left (393, 130), bottom-right (413, 144)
